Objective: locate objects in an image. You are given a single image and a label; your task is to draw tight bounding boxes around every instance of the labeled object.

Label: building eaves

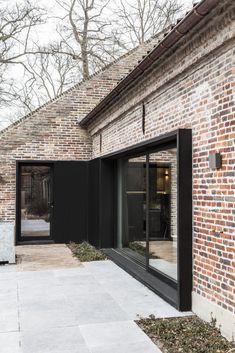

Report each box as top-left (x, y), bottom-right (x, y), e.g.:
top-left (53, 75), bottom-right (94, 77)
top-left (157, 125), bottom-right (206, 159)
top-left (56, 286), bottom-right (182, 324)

top-left (80, 0), bottom-right (220, 128)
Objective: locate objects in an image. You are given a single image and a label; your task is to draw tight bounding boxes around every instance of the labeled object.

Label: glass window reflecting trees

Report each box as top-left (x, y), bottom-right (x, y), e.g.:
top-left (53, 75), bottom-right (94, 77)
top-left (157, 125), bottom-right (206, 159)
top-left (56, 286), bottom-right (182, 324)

top-left (20, 165), bottom-right (52, 239)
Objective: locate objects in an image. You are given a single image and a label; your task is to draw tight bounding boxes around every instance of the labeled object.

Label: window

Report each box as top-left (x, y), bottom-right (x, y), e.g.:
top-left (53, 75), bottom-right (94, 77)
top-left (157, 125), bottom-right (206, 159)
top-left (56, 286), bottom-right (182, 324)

top-left (117, 146), bottom-right (178, 280)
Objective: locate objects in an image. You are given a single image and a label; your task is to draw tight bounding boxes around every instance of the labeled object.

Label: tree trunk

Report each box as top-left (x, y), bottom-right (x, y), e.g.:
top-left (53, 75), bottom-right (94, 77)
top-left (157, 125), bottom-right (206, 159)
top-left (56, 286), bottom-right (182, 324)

top-left (81, 47), bottom-right (89, 79)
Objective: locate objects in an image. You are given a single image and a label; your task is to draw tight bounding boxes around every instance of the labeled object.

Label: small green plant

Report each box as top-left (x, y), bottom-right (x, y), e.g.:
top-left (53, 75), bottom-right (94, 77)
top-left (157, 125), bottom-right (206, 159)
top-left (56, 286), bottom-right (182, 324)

top-left (137, 316), bottom-right (235, 353)
top-left (68, 241), bottom-right (107, 262)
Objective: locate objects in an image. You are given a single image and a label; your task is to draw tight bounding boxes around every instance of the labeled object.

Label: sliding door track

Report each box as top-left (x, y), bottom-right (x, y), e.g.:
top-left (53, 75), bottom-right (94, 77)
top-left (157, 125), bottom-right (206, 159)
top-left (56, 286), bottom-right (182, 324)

top-left (103, 248), bottom-right (178, 309)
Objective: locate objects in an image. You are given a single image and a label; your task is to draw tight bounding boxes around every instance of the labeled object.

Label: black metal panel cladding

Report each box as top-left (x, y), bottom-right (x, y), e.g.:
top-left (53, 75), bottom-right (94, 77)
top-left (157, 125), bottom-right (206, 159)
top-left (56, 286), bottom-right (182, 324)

top-left (43, 159), bottom-right (116, 247)
top-left (87, 158), bottom-right (116, 248)
top-left (88, 159), bottom-right (101, 247)
top-left (53, 161), bottom-right (88, 243)
top-left (99, 159), bottom-right (116, 248)
top-left (177, 129), bottom-right (193, 311)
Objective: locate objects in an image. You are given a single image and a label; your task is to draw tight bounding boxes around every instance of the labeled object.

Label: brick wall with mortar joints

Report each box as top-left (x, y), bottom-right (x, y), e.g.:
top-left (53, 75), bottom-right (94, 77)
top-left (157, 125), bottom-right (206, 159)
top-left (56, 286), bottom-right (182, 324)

top-left (88, 2), bottom-right (235, 314)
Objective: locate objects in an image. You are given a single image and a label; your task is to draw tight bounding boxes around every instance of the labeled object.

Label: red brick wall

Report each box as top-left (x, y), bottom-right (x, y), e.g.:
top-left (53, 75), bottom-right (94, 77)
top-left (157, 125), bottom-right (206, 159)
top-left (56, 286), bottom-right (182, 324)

top-left (87, 1), bottom-right (235, 314)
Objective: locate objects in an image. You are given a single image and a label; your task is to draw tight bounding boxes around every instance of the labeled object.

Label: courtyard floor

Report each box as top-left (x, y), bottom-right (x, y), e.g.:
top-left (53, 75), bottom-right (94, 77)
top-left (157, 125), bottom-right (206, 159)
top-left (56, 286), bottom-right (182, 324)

top-left (0, 245), bottom-right (192, 353)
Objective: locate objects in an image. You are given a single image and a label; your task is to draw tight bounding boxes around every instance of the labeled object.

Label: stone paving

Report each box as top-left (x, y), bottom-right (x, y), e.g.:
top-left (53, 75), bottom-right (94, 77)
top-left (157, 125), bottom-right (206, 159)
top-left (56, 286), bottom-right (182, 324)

top-left (0, 248), bottom-right (192, 353)
top-left (16, 244), bottom-right (81, 271)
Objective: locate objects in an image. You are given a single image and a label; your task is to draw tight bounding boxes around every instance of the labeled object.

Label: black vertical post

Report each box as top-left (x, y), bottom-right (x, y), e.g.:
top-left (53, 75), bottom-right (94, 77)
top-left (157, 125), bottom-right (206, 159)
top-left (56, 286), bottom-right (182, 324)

top-left (49, 165), bottom-right (54, 240)
top-left (99, 159), bottom-right (116, 248)
top-left (15, 162), bottom-right (21, 244)
top-left (177, 129), bottom-right (192, 311)
top-left (146, 153), bottom-right (150, 268)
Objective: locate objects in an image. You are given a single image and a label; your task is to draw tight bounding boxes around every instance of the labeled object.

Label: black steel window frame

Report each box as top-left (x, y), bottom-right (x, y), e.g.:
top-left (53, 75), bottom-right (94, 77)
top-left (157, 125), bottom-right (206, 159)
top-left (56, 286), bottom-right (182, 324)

top-left (16, 161), bottom-right (54, 243)
top-left (101, 129), bottom-right (192, 311)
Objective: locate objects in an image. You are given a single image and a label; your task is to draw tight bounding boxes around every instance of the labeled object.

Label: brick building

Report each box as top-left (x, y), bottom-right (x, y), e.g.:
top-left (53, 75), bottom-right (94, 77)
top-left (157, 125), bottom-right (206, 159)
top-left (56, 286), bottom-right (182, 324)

top-left (0, 0), bottom-right (234, 340)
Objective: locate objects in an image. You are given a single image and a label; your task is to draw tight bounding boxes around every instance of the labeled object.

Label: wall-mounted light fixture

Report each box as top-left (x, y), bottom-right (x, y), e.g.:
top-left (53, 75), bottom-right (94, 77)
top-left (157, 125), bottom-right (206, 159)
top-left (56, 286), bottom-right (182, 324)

top-left (0, 174), bottom-right (5, 184)
top-left (209, 152), bottom-right (222, 169)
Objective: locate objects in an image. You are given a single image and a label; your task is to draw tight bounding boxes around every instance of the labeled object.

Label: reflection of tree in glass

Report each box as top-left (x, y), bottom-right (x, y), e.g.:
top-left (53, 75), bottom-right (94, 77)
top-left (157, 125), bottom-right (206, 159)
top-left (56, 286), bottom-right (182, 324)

top-left (128, 241), bottom-right (158, 258)
top-left (23, 167), bottom-right (50, 220)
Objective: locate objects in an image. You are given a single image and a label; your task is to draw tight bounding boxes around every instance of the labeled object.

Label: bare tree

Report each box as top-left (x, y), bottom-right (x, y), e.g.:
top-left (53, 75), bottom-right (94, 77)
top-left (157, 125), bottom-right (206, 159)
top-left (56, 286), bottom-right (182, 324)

top-left (5, 49), bottom-right (79, 119)
top-left (0, 1), bottom-right (46, 66)
top-left (116, 0), bottom-right (183, 47)
top-left (0, 1), bottom-right (47, 128)
top-left (54, 0), bottom-right (122, 79)
top-left (28, 51), bottom-right (78, 100)
top-left (0, 1), bottom-right (46, 106)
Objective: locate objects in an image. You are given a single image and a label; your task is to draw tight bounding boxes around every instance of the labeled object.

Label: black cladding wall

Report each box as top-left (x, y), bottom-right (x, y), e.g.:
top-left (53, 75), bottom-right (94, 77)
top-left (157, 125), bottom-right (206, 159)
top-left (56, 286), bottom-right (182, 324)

top-left (53, 161), bottom-right (89, 243)
top-left (53, 159), bottom-right (116, 246)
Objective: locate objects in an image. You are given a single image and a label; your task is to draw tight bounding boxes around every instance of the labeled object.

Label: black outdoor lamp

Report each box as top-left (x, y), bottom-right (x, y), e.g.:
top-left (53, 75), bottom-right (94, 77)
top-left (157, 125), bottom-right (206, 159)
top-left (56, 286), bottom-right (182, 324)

top-left (209, 152), bottom-right (222, 169)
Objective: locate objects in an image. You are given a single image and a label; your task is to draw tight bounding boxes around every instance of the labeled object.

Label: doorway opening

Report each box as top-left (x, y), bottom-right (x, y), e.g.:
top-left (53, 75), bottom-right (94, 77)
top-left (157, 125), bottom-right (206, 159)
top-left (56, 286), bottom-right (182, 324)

top-left (17, 163), bottom-right (53, 242)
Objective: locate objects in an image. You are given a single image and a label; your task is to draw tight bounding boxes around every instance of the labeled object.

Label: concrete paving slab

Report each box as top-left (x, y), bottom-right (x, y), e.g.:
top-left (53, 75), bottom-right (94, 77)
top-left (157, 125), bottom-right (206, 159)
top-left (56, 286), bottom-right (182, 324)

top-left (0, 332), bottom-right (21, 353)
top-left (18, 295), bottom-right (68, 311)
top-left (0, 308), bottom-right (19, 333)
top-left (19, 308), bottom-right (78, 331)
top-left (69, 302), bottom-right (128, 325)
top-left (53, 267), bottom-right (90, 278)
top-left (20, 326), bottom-right (88, 353)
top-left (90, 340), bottom-right (161, 353)
top-left (60, 279), bottom-right (105, 296)
top-left (18, 287), bottom-right (66, 303)
top-left (79, 320), bottom-right (152, 348)
top-left (0, 282), bottom-right (18, 300)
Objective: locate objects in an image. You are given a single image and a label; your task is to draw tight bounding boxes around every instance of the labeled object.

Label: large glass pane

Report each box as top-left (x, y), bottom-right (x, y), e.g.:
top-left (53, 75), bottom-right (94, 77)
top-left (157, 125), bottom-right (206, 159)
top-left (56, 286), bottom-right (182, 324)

top-left (117, 156), bottom-right (147, 263)
top-left (148, 148), bottom-right (177, 280)
top-left (20, 166), bottom-right (51, 238)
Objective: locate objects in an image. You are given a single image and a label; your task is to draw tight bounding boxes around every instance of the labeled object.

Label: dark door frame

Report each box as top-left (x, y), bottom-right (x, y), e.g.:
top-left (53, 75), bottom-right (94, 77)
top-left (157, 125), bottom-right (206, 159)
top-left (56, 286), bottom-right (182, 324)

top-left (16, 161), bottom-right (54, 243)
top-left (100, 129), bottom-right (192, 311)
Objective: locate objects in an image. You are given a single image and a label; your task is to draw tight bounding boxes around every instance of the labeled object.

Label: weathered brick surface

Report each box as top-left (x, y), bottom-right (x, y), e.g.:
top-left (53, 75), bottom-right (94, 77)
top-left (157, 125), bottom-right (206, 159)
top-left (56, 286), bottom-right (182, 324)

top-left (87, 1), bottom-right (235, 314)
top-left (0, 33), bottom-right (164, 221)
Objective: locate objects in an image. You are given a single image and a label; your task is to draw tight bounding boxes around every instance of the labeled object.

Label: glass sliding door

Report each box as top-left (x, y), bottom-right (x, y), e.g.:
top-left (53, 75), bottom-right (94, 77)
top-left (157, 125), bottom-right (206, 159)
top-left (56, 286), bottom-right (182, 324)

top-left (117, 156), bottom-right (147, 264)
top-left (114, 130), bottom-right (192, 310)
top-left (19, 165), bottom-right (53, 240)
top-left (116, 146), bottom-right (177, 280)
top-left (147, 148), bottom-right (177, 280)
